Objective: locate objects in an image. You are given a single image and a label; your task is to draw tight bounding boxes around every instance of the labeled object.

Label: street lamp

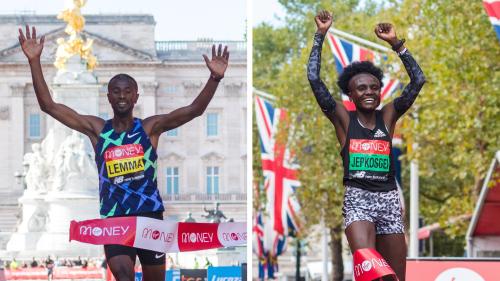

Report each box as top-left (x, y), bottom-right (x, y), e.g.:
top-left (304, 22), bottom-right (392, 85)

top-left (14, 170), bottom-right (26, 190)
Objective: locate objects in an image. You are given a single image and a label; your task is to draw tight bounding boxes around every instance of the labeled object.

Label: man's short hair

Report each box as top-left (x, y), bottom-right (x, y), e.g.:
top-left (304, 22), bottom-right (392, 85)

top-left (337, 61), bottom-right (384, 95)
top-left (108, 73), bottom-right (138, 92)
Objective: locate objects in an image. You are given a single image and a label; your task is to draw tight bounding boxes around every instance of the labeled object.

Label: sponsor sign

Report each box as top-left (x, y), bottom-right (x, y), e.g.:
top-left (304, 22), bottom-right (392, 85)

top-left (352, 249), bottom-right (395, 281)
top-left (134, 217), bottom-right (178, 253)
top-left (207, 266), bottom-right (241, 281)
top-left (69, 217), bottom-right (246, 253)
top-left (406, 259), bottom-right (500, 281)
top-left (135, 269), bottom-right (179, 281)
top-left (217, 222), bottom-right (247, 247)
top-left (349, 139), bottom-right (390, 155)
top-left (180, 269), bottom-right (207, 281)
top-left (104, 144), bottom-right (144, 178)
top-left (71, 217), bottom-right (136, 246)
top-left (178, 223), bottom-right (222, 252)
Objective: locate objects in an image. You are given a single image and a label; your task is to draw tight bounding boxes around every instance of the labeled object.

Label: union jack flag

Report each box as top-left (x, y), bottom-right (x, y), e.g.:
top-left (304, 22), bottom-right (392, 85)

top-left (253, 211), bottom-right (265, 258)
top-left (253, 95), bottom-right (302, 279)
top-left (326, 32), bottom-right (400, 111)
top-left (483, 0), bottom-right (500, 41)
top-left (253, 211), bottom-right (273, 280)
top-left (255, 95), bottom-right (302, 237)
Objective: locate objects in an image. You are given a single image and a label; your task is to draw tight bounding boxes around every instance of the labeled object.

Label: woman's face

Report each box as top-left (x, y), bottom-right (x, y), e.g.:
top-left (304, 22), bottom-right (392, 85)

top-left (347, 73), bottom-right (381, 112)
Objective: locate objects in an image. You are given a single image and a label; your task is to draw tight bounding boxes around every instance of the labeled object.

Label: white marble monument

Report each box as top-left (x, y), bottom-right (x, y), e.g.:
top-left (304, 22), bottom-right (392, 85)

top-left (6, 53), bottom-right (102, 256)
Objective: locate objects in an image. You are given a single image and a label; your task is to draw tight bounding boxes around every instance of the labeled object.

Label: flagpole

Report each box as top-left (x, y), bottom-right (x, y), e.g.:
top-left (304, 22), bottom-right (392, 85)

top-left (321, 218), bottom-right (328, 281)
top-left (330, 28), bottom-right (391, 52)
top-left (253, 88), bottom-right (276, 101)
top-left (296, 238), bottom-right (301, 281)
top-left (409, 153), bottom-right (419, 258)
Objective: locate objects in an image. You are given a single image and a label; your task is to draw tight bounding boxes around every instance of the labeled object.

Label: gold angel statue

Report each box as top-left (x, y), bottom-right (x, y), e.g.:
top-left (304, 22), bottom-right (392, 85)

top-left (54, 0), bottom-right (97, 71)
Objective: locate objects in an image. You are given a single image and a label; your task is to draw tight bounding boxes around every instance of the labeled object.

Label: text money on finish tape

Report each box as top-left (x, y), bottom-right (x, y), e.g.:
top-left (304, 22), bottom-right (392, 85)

top-left (69, 216), bottom-right (247, 252)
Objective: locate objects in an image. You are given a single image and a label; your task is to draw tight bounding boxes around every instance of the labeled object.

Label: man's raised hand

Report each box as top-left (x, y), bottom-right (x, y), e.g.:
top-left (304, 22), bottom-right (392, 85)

top-left (203, 44), bottom-right (229, 81)
top-left (315, 10), bottom-right (333, 35)
top-left (18, 25), bottom-right (45, 62)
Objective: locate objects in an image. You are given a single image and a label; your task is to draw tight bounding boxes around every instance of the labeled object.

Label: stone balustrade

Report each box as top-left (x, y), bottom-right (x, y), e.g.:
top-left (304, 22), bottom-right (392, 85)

top-left (162, 193), bottom-right (246, 202)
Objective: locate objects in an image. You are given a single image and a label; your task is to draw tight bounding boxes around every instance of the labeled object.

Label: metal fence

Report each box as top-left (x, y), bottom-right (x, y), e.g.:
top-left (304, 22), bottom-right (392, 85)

top-left (156, 40), bottom-right (246, 52)
top-left (163, 193), bottom-right (246, 202)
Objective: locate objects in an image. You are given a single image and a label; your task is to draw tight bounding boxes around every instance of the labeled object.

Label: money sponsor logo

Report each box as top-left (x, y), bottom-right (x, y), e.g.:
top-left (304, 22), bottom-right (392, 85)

top-left (353, 258), bottom-right (390, 277)
top-left (181, 232), bottom-right (214, 244)
top-left (142, 228), bottom-right (174, 242)
top-left (104, 144), bottom-right (144, 161)
top-left (349, 139), bottom-right (390, 155)
top-left (221, 232), bottom-right (246, 242)
top-left (79, 225), bottom-right (130, 237)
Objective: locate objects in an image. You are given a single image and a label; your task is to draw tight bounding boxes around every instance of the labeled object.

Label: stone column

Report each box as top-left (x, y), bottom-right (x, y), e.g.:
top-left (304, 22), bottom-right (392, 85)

top-left (47, 83), bottom-right (100, 154)
top-left (9, 84), bottom-right (25, 196)
top-left (139, 82), bottom-right (158, 118)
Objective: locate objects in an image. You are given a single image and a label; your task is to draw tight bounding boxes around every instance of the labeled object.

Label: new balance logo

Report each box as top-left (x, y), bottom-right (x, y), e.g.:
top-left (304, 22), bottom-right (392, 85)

top-left (374, 129), bottom-right (386, 138)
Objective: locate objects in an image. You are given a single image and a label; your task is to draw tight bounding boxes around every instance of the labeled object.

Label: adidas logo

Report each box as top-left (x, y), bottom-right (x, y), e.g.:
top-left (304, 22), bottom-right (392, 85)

top-left (374, 129), bottom-right (386, 138)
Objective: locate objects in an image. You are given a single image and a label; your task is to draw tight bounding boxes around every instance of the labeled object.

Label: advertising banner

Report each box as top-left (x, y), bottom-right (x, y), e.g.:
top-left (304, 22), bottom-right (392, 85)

top-left (4, 267), bottom-right (102, 280)
top-left (207, 266), bottom-right (242, 281)
top-left (180, 269), bottom-right (207, 281)
top-left (135, 269), bottom-right (180, 281)
top-left (407, 259), bottom-right (500, 281)
top-left (70, 217), bottom-right (246, 253)
top-left (166, 269), bottom-right (180, 281)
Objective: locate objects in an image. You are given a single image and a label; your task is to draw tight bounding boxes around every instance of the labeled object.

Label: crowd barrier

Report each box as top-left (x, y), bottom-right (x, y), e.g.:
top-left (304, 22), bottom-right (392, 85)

top-left (406, 258), bottom-right (500, 281)
top-left (3, 267), bottom-right (102, 280)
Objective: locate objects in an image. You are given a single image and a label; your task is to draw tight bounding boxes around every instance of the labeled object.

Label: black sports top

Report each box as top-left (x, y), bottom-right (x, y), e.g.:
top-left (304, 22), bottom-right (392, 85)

top-left (340, 111), bottom-right (397, 192)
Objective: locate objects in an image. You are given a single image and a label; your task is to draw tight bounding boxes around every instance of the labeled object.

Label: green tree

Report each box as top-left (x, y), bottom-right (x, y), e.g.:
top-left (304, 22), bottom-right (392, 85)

top-left (388, 0), bottom-right (500, 241)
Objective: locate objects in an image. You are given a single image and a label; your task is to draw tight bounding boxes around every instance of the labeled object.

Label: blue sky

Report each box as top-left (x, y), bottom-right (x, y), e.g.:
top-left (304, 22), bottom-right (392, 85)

top-left (253, 0), bottom-right (285, 27)
top-left (0, 0), bottom-right (246, 41)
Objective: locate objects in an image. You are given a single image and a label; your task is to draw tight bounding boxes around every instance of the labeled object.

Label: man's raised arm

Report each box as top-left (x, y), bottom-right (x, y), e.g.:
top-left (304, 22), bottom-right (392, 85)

top-left (19, 25), bottom-right (103, 147)
top-left (144, 44), bottom-right (229, 140)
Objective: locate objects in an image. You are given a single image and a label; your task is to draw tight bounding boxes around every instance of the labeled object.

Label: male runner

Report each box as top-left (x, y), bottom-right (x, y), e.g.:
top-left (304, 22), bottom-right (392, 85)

top-left (307, 11), bottom-right (425, 281)
top-left (19, 25), bottom-right (229, 281)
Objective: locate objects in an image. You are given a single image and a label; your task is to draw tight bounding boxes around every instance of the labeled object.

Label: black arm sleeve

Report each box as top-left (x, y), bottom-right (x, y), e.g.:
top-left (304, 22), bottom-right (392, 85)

top-left (393, 49), bottom-right (426, 114)
top-left (307, 32), bottom-right (336, 114)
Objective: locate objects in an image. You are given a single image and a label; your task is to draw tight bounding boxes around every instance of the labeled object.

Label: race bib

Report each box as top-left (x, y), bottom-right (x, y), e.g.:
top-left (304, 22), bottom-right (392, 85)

top-left (104, 144), bottom-right (145, 178)
top-left (349, 139), bottom-right (390, 172)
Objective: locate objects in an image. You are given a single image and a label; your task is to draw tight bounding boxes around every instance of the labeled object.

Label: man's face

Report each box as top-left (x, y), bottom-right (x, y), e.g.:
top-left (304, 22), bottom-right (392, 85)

top-left (347, 73), bottom-right (381, 112)
top-left (107, 79), bottom-right (139, 116)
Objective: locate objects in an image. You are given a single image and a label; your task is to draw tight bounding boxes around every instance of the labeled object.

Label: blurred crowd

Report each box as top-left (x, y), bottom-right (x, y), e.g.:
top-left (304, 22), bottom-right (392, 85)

top-left (0, 256), bottom-right (105, 270)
